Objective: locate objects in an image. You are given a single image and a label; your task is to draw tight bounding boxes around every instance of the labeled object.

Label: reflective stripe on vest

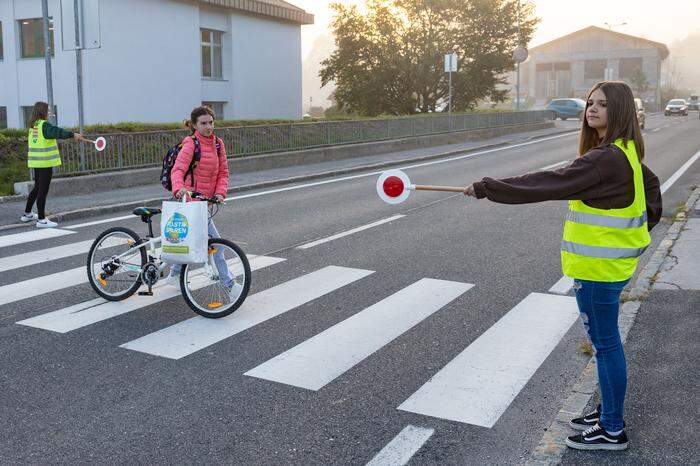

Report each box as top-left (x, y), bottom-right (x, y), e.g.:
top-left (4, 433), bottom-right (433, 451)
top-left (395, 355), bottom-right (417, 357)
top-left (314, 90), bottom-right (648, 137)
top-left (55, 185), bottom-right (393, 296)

top-left (566, 210), bottom-right (648, 229)
top-left (561, 240), bottom-right (647, 259)
top-left (27, 120), bottom-right (61, 168)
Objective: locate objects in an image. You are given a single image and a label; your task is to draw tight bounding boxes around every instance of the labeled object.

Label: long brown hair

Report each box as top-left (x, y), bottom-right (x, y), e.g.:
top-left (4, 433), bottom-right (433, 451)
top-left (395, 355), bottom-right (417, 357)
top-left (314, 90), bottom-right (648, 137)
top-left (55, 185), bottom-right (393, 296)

top-left (578, 81), bottom-right (644, 160)
top-left (28, 101), bottom-right (49, 128)
top-left (183, 105), bottom-right (216, 134)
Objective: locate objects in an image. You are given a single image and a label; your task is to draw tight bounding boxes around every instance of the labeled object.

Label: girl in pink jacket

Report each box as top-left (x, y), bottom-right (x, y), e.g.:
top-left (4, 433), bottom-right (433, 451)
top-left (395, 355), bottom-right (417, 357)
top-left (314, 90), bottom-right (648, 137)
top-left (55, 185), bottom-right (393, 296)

top-left (166, 106), bottom-right (232, 287)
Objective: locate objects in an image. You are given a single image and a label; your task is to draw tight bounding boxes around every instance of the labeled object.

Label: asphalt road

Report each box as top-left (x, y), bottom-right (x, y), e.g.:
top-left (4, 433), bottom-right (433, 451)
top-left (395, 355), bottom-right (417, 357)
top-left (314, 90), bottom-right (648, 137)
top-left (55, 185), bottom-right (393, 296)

top-left (1, 113), bottom-right (699, 465)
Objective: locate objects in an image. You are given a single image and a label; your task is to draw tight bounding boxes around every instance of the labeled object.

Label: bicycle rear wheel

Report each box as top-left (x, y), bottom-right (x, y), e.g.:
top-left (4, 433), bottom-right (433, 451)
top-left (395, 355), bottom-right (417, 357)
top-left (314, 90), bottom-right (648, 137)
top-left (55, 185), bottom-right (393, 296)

top-left (87, 227), bottom-right (147, 301)
top-left (179, 238), bottom-right (251, 318)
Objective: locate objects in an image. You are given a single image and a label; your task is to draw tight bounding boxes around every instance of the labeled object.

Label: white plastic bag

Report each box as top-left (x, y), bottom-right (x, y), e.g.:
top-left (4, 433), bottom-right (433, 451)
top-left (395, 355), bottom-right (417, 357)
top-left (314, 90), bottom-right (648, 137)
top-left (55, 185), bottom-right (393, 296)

top-left (161, 198), bottom-right (208, 264)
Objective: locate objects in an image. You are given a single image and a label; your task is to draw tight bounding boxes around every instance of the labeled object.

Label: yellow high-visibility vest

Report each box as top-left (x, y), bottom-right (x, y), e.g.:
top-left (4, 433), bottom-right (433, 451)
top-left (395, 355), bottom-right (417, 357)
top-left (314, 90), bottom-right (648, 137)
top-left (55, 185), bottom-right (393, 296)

top-left (27, 120), bottom-right (61, 168)
top-left (561, 139), bottom-right (651, 282)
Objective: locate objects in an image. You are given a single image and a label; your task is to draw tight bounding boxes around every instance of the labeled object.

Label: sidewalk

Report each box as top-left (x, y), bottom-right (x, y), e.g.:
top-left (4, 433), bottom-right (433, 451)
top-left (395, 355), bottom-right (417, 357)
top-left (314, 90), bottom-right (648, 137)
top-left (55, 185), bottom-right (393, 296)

top-left (558, 191), bottom-right (700, 465)
top-left (0, 124), bottom-right (575, 230)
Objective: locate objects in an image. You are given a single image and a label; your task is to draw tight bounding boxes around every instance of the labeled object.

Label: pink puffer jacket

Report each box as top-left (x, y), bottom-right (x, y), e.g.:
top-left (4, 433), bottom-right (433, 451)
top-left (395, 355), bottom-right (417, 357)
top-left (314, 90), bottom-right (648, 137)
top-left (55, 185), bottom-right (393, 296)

top-left (171, 131), bottom-right (229, 199)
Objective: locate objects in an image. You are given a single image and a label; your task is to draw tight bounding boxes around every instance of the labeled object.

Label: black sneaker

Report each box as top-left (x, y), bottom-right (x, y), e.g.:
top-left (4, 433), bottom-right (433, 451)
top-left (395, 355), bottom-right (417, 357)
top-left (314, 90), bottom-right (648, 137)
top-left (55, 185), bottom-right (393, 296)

top-left (569, 404), bottom-right (600, 430)
top-left (566, 424), bottom-right (628, 451)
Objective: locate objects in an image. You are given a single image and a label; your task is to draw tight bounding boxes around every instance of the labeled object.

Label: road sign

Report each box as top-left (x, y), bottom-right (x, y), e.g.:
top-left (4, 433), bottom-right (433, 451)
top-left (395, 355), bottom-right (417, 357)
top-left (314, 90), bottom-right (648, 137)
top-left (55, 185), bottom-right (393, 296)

top-left (61, 0), bottom-right (101, 50)
top-left (513, 45), bottom-right (528, 63)
top-left (444, 53), bottom-right (458, 73)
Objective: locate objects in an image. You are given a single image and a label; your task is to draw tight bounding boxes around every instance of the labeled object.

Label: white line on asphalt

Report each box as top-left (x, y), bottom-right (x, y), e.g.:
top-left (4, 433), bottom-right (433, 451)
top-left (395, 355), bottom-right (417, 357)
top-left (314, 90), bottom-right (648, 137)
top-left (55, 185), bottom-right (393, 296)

top-left (548, 276), bottom-right (574, 295)
top-left (120, 265), bottom-right (375, 359)
top-left (0, 228), bottom-right (75, 249)
top-left (297, 215), bottom-right (406, 250)
top-left (0, 240), bottom-right (95, 273)
top-left (650, 128), bottom-right (661, 133)
top-left (225, 132), bottom-right (578, 203)
top-left (15, 255), bottom-right (282, 332)
top-left (365, 425), bottom-right (435, 466)
top-left (660, 149), bottom-right (700, 194)
top-left (0, 265), bottom-right (88, 307)
top-left (398, 292), bottom-right (580, 427)
top-left (66, 215), bottom-right (136, 229)
top-left (245, 278), bottom-right (473, 390)
top-left (538, 160), bottom-right (570, 171)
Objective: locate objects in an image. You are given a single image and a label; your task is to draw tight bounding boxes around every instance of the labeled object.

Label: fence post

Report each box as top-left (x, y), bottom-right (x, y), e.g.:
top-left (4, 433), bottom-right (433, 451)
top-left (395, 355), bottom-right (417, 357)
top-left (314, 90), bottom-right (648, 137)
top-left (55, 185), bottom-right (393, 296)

top-left (386, 120), bottom-right (390, 139)
top-left (326, 122), bottom-right (331, 145)
top-left (117, 138), bottom-right (123, 168)
top-left (288, 124), bottom-right (293, 150)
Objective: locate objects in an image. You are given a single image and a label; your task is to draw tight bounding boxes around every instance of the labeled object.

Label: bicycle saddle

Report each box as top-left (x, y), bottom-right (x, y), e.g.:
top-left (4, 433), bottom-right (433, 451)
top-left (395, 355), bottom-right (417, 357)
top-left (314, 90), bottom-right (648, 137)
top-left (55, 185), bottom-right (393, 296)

top-left (132, 207), bottom-right (161, 218)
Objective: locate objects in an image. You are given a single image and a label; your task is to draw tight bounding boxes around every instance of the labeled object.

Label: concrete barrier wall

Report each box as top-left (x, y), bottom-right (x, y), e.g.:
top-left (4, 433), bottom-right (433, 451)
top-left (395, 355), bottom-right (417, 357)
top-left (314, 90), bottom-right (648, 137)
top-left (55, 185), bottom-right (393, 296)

top-left (15, 121), bottom-right (554, 196)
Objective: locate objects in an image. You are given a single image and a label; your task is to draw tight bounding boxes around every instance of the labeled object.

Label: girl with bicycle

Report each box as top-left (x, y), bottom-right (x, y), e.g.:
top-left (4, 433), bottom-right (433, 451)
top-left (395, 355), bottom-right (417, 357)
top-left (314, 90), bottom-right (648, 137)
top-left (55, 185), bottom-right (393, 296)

top-left (165, 106), bottom-right (232, 288)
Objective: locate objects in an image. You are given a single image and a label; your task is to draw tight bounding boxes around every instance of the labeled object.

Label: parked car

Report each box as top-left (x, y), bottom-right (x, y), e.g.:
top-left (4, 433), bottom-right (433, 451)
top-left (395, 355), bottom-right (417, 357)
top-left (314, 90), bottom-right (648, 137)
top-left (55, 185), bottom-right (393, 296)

top-left (546, 98), bottom-right (586, 120)
top-left (665, 99), bottom-right (688, 116)
top-left (635, 98), bottom-right (646, 129)
top-left (688, 94), bottom-right (699, 111)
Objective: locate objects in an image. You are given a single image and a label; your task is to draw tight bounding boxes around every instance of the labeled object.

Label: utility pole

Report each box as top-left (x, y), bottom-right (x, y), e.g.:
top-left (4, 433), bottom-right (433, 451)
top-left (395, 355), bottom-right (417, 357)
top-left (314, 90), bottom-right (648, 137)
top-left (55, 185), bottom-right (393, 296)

top-left (512, 0), bottom-right (528, 111)
top-left (41, 0), bottom-right (55, 124)
top-left (74, 0), bottom-right (86, 170)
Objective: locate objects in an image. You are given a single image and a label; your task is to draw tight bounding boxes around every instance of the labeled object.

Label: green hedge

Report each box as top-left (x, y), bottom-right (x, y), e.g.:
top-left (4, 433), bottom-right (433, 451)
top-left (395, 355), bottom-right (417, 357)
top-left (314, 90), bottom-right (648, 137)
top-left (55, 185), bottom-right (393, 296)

top-left (0, 135), bottom-right (28, 196)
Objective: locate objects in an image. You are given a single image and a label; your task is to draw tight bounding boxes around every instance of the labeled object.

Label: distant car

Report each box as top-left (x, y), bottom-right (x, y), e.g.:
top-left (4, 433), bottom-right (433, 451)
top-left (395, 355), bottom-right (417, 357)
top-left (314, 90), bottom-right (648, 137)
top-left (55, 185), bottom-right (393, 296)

top-left (665, 99), bottom-right (688, 116)
top-left (635, 98), bottom-right (646, 130)
top-left (546, 98), bottom-right (586, 120)
top-left (688, 94), bottom-right (699, 111)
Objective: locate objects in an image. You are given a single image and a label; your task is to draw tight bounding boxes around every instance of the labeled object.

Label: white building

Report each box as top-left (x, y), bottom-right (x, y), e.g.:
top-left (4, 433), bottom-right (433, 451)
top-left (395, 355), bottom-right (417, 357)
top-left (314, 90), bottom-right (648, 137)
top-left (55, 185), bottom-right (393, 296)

top-left (0, 0), bottom-right (313, 129)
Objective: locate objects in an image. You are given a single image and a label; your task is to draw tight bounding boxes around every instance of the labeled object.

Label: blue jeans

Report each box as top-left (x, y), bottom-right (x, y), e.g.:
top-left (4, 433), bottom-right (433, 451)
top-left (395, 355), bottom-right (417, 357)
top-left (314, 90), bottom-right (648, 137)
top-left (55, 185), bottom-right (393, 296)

top-left (573, 278), bottom-right (630, 432)
top-left (170, 218), bottom-right (232, 287)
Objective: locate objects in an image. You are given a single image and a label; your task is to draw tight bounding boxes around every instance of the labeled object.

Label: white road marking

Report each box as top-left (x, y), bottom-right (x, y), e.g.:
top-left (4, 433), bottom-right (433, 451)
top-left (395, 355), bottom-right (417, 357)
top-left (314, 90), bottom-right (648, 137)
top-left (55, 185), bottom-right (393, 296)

top-left (297, 215), bottom-right (405, 250)
top-left (0, 266), bottom-right (89, 307)
top-left (660, 149), bottom-right (700, 194)
top-left (120, 266), bottom-right (374, 359)
top-left (66, 215), bottom-right (136, 229)
top-left (0, 229), bottom-right (75, 249)
top-left (0, 240), bottom-right (94, 273)
top-left (365, 425), bottom-right (435, 466)
top-left (245, 279), bottom-right (473, 390)
top-left (16, 255), bottom-right (283, 332)
top-left (548, 276), bottom-right (575, 295)
top-left (650, 127), bottom-right (661, 133)
top-left (398, 293), bottom-right (580, 427)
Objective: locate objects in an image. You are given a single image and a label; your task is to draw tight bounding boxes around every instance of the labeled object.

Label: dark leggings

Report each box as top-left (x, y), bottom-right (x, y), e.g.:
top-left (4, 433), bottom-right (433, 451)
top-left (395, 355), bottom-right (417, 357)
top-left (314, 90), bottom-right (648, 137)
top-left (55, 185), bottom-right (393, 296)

top-left (25, 168), bottom-right (53, 220)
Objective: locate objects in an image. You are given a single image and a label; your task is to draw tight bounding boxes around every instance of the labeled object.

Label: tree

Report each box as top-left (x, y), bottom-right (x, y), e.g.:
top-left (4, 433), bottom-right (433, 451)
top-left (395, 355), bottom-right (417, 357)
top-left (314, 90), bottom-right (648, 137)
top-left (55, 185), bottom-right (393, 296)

top-left (630, 68), bottom-right (650, 96)
top-left (320, 0), bottom-right (539, 116)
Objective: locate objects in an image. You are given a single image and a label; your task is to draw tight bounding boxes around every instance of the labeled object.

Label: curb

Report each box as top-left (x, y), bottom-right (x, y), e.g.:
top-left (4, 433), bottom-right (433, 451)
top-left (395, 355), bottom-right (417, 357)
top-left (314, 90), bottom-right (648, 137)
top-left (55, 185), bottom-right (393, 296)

top-left (0, 128), bottom-right (579, 232)
top-left (525, 186), bottom-right (700, 466)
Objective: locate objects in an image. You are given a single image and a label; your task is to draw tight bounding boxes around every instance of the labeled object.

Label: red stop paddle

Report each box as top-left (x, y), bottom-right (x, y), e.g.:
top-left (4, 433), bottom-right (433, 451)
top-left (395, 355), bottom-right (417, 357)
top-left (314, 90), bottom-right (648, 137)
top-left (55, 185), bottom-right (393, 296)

top-left (376, 169), bottom-right (464, 204)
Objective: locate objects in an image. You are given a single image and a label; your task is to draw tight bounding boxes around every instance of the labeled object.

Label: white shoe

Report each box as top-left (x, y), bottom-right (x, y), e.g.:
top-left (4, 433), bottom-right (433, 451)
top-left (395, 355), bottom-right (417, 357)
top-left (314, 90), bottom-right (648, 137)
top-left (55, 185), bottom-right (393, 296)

top-left (21, 213), bottom-right (38, 223)
top-left (163, 274), bottom-right (180, 288)
top-left (36, 219), bottom-right (58, 228)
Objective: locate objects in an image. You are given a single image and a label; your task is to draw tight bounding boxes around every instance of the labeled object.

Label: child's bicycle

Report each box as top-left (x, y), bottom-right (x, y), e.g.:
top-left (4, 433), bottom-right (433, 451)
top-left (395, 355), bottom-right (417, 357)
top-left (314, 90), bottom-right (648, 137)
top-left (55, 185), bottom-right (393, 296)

top-left (86, 193), bottom-right (251, 318)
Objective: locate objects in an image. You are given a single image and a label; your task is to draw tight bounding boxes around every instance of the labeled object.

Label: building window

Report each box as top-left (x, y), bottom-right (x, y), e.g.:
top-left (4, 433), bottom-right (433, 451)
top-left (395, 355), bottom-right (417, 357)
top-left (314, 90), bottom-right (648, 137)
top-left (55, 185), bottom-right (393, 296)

top-left (202, 101), bottom-right (225, 119)
top-left (0, 107), bottom-right (7, 129)
top-left (619, 57), bottom-right (643, 80)
top-left (19, 18), bottom-right (55, 58)
top-left (1, 22), bottom-right (4, 60)
top-left (22, 105), bottom-right (58, 128)
top-left (584, 60), bottom-right (606, 80)
top-left (201, 29), bottom-right (223, 78)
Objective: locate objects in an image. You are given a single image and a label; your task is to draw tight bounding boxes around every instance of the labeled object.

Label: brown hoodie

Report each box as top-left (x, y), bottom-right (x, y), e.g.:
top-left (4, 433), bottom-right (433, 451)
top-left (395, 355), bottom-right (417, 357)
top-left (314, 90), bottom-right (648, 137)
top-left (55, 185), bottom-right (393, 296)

top-left (472, 144), bottom-right (662, 231)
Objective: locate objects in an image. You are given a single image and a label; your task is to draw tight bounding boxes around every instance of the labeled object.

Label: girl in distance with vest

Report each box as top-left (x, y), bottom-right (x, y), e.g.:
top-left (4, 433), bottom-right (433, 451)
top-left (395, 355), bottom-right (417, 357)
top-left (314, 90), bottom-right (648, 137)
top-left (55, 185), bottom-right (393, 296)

top-left (463, 81), bottom-right (662, 451)
top-left (23, 101), bottom-right (84, 228)
top-left (164, 105), bottom-right (232, 289)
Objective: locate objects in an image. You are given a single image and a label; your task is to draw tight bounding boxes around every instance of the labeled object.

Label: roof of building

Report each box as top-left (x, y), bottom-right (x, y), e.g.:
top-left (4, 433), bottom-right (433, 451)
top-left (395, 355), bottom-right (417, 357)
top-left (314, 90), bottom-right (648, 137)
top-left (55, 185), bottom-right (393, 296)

top-left (198, 0), bottom-right (314, 25)
top-left (530, 26), bottom-right (669, 60)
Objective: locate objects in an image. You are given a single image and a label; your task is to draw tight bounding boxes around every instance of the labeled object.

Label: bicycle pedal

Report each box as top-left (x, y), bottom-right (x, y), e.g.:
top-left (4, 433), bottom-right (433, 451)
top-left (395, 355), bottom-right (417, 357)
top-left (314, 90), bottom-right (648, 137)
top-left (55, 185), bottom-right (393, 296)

top-left (138, 291), bottom-right (154, 296)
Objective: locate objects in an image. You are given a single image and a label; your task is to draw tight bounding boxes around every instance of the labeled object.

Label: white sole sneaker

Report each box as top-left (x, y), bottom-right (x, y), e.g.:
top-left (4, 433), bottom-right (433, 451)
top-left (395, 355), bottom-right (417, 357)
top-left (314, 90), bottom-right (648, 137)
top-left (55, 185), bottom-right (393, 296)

top-left (36, 220), bottom-right (58, 228)
top-left (21, 214), bottom-right (38, 223)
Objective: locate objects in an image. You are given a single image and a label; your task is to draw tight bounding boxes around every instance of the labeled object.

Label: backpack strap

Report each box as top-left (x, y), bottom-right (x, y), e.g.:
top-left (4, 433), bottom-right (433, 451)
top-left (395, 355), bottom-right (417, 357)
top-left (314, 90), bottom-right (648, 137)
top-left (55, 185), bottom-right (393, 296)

top-left (185, 136), bottom-right (200, 186)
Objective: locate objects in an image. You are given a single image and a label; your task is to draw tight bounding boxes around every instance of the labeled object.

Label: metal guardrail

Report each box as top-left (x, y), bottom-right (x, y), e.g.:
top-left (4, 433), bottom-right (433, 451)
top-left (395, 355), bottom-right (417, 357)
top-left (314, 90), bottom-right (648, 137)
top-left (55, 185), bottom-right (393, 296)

top-left (55, 110), bottom-right (553, 176)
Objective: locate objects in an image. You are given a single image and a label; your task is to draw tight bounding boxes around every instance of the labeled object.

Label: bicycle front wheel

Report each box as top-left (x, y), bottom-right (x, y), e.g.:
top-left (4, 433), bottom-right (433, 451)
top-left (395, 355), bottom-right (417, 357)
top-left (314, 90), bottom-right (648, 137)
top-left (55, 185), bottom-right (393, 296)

top-left (180, 238), bottom-right (251, 318)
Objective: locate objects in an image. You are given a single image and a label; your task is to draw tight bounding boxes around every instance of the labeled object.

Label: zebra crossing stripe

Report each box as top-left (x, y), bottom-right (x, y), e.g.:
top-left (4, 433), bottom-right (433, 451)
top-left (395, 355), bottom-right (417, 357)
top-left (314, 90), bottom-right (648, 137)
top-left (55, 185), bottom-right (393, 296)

top-left (120, 266), bottom-right (374, 360)
top-left (0, 240), bottom-right (95, 273)
top-left (548, 276), bottom-right (574, 295)
top-left (398, 293), bottom-right (580, 427)
top-left (0, 229), bottom-right (75, 249)
top-left (16, 255), bottom-right (284, 333)
top-left (0, 266), bottom-right (87, 307)
top-left (365, 425), bottom-right (435, 466)
top-left (245, 278), bottom-right (473, 391)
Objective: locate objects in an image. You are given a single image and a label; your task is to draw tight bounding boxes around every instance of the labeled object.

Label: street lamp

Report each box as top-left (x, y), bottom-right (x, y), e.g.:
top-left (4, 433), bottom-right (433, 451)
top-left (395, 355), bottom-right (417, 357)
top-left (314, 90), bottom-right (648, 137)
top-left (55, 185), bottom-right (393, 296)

top-left (604, 21), bottom-right (627, 30)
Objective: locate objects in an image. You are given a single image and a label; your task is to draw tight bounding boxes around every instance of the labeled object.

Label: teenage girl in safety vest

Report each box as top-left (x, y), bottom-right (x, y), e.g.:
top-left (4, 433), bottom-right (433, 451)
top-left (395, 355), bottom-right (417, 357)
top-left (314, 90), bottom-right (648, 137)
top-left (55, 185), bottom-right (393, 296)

top-left (463, 81), bottom-right (662, 451)
top-left (22, 101), bottom-right (84, 228)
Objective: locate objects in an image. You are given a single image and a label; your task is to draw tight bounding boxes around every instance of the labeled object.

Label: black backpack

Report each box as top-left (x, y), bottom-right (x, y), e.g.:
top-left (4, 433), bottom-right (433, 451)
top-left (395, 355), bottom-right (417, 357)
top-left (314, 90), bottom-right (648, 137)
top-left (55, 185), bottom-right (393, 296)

top-left (160, 135), bottom-right (221, 191)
